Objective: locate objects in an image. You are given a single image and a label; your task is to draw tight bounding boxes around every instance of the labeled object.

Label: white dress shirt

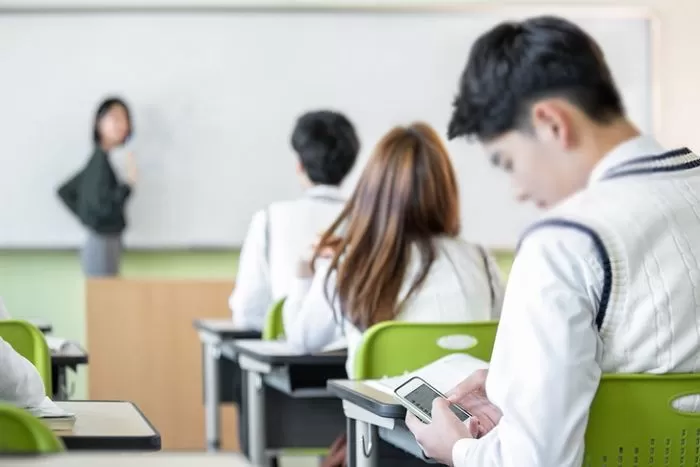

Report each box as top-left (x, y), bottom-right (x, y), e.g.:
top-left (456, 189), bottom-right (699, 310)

top-left (283, 236), bottom-right (505, 378)
top-left (453, 136), bottom-right (700, 467)
top-left (0, 336), bottom-right (45, 407)
top-left (229, 185), bottom-right (346, 331)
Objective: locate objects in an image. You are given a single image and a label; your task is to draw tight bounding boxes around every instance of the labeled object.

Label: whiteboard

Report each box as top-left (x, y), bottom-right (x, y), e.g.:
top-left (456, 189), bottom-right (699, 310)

top-left (0, 9), bottom-right (653, 249)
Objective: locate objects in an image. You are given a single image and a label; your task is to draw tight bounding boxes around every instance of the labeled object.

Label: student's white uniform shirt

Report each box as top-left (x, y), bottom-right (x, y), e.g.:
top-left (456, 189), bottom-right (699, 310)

top-left (282, 236), bottom-right (505, 378)
top-left (453, 136), bottom-right (700, 467)
top-left (0, 336), bottom-right (45, 407)
top-left (229, 185), bottom-right (346, 331)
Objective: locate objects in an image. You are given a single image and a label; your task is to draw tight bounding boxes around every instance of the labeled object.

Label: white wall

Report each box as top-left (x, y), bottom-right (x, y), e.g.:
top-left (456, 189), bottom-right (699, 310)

top-left (2, 0), bottom-right (698, 154)
top-left (0, 2), bottom-right (657, 249)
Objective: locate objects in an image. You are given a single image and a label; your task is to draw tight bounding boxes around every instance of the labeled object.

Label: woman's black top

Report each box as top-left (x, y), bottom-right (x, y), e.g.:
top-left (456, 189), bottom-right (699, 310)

top-left (58, 147), bottom-right (132, 235)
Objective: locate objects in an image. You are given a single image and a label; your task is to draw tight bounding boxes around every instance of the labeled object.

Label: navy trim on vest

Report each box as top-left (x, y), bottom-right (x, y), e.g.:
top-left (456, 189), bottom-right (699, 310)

top-left (517, 219), bottom-right (612, 330)
top-left (603, 147), bottom-right (700, 180)
top-left (477, 245), bottom-right (495, 310)
top-left (610, 147), bottom-right (691, 169)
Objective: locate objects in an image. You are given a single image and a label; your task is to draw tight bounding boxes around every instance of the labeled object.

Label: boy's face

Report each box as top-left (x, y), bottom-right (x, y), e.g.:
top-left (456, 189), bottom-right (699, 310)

top-left (481, 99), bottom-right (592, 209)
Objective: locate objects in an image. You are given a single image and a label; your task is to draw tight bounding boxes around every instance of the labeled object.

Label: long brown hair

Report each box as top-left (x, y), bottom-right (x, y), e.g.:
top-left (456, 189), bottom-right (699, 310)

top-left (315, 122), bottom-right (461, 330)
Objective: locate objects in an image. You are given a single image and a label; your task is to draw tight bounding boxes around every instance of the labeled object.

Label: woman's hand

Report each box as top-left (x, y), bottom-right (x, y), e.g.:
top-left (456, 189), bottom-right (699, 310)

top-left (125, 151), bottom-right (138, 186)
top-left (313, 234), bottom-right (344, 258)
top-left (297, 235), bottom-right (344, 278)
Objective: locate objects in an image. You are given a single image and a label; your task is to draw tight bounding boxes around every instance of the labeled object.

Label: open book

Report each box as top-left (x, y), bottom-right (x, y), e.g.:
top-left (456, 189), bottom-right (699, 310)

top-left (239, 337), bottom-right (348, 356)
top-left (364, 353), bottom-right (489, 398)
top-left (26, 397), bottom-right (76, 431)
top-left (44, 336), bottom-right (72, 353)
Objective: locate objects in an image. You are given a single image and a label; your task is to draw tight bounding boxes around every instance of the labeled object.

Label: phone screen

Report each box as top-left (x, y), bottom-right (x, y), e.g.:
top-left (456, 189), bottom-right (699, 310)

top-left (405, 383), bottom-right (470, 422)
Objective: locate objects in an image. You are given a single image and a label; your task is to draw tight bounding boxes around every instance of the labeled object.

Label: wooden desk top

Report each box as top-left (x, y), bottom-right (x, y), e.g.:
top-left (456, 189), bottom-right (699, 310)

top-left (3, 452), bottom-right (249, 466)
top-left (56, 401), bottom-right (160, 451)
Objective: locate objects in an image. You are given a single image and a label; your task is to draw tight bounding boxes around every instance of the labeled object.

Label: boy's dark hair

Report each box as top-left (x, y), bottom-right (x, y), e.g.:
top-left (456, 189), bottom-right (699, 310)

top-left (291, 110), bottom-right (360, 186)
top-left (93, 96), bottom-right (132, 145)
top-left (448, 16), bottom-right (625, 142)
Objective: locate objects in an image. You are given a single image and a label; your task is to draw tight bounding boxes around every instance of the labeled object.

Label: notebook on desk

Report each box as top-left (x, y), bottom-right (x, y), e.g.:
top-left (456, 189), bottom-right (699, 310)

top-left (239, 337), bottom-right (348, 356)
top-left (26, 396), bottom-right (76, 431)
top-left (363, 353), bottom-right (489, 398)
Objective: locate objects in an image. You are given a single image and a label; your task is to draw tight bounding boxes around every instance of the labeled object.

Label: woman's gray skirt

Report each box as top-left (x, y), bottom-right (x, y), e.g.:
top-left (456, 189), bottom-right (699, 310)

top-left (81, 232), bottom-right (122, 277)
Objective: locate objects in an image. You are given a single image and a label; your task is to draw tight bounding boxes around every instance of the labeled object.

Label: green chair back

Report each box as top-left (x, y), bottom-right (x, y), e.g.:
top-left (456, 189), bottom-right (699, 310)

top-left (354, 321), bottom-right (499, 380)
top-left (0, 403), bottom-right (64, 453)
top-left (262, 298), bottom-right (286, 341)
top-left (584, 373), bottom-right (700, 466)
top-left (0, 320), bottom-right (52, 395)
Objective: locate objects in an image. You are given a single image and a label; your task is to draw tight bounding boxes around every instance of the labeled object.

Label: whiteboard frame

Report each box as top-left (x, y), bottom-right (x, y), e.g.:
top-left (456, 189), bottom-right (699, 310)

top-left (0, 4), bottom-right (660, 251)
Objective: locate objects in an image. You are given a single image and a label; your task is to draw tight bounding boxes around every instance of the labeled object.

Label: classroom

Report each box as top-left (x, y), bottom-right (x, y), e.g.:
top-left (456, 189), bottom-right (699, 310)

top-left (1, 0), bottom-right (699, 466)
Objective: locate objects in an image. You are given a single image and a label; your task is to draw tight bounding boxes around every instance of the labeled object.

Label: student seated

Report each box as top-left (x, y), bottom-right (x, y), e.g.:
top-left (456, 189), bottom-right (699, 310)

top-left (283, 123), bottom-right (504, 377)
top-left (407, 16), bottom-right (700, 467)
top-left (0, 337), bottom-right (45, 407)
top-left (229, 110), bottom-right (360, 331)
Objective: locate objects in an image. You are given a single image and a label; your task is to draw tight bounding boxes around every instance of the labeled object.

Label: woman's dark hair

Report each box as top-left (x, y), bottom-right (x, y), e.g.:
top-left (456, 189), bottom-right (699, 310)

top-left (93, 97), bottom-right (133, 145)
top-left (291, 110), bottom-right (360, 186)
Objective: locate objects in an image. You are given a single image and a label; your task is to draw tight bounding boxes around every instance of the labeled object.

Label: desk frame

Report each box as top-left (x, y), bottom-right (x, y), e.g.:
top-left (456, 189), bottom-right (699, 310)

top-left (329, 380), bottom-right (434, 467)
top-left (52, 344), bottom-right (89, 400)
top-left (194, 319), bottom-right (260, 452)
top-left (234, 341), bottom-right (348, 467)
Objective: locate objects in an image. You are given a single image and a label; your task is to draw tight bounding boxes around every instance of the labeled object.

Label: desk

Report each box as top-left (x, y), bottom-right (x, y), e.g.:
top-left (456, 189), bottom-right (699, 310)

top-left (328, 380), bottom-right (430, 467)
top-left (56, 401), bottom-right (161, 451)
top-left (194, 319), bottom-right (260, 452)
top-left (5, 453), bottom-right (249, 466)
top-left (27, 318), bottom-right (52, 334)
top-left (234, 340), bottom-right (348, 466)
top-left (51, 342), bottom-right (89, 401)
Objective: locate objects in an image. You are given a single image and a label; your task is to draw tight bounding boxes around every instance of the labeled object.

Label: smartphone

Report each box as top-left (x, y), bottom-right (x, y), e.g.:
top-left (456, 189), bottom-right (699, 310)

top-left (394, 376), bottom-right (471, 423)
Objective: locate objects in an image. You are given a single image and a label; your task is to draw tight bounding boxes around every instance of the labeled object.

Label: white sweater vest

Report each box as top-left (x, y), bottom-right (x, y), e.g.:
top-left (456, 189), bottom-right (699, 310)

top-left (266, 188), bottom-right (345, 299)
top-left (522, 148), bottom-right (700, 374)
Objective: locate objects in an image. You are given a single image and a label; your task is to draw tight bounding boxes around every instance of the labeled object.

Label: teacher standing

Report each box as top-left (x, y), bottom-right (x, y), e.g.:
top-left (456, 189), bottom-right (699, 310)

top-left (58, 97), bottom-right (138, 277)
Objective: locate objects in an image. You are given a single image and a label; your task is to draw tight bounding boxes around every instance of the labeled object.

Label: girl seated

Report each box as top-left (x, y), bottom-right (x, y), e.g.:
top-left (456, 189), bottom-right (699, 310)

top-left (283, 123), bottom-right (504, 377)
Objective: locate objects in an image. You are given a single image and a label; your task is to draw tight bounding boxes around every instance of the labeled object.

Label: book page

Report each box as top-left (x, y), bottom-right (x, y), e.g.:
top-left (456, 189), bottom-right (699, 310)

top-left (239, 338), bottom-right (348, 356)
top-left (45, 336), bottom-right (69, 353)
top-left (26, 397), bottom-right (75, 419)
top-left (320, 336), bottom-right (348, 353)
top-left (238, 340), bottom-right (303, 356)
top-left (363, 353), bottom-right (489, 397)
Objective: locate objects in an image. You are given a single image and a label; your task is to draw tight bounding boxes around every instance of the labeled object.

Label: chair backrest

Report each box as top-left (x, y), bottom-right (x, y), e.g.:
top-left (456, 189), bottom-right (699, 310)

top-left (0, 403), bottom-right (64, 453)
top-left (262, 298), bottom-right (286, 341)
top-left (584, 373), bottom-right (700, 466)
top-left (353, 321), bottom-right (499, 380)
top-left (0, 320), bottom-right (52, 395)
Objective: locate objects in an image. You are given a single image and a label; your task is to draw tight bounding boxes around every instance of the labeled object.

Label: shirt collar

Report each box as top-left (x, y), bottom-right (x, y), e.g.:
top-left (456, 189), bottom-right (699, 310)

top-left (305, 184), bottom-right (345, 201)
top-left (588, 135), bottom-right (667, 185)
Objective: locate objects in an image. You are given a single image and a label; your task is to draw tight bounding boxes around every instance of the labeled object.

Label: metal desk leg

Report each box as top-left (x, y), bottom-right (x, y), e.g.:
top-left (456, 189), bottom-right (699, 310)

top-left (247, 371), bottom-right (267, 466)
top-left (54, 366), bottom-right (68, 401)
top-left (203, 342), bottom-right (221, 452)
top-left (347, 417), bottom-right (357, 467)
top-left (355, 420), bottom-right (378, 467)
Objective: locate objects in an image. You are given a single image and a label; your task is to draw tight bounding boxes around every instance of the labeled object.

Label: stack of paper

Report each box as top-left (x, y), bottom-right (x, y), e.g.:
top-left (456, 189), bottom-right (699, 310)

top-left (26, 397), bottom-right (76, 431)
top-left (44, 336), bottom-right (70, 353)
